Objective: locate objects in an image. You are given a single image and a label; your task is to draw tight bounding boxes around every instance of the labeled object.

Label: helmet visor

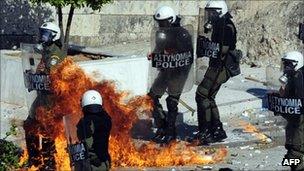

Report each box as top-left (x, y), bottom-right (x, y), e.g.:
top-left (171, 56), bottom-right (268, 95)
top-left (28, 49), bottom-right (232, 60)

top-left (153, 15), bottom-right (173, 27)
top-left (281, 59), bottom-right (298, 73)
top-left (39, 29), bottom-right (54, 43)
top-left (205, 8), bottom-right (221, 24)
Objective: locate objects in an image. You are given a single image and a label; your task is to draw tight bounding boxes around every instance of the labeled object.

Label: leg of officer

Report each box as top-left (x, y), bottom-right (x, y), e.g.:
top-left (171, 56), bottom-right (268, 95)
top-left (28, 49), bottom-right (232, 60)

top-left (195, 67), bottom-right (219, 144)
top-left (285, 116), bottom-right (304, 171)
top-left (148, 71), bottom-right (168, 141)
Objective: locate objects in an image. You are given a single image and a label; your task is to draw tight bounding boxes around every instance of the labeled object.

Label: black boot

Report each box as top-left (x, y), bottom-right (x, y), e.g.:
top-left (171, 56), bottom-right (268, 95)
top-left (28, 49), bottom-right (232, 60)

top-left (152, 128), bottom-right (166, 143)
top-left (197, 127), bottom-right (214, 145)
top-left (148, 92), bottom-right (167, 143)
top-left (159, 126), bottom-right (176, 144)
top-left (190, 123), bottom-right (214, 145)
top-left (212, 122), bottom-right (227, 143)
top-left (158, 95), bottom-right (179, 144)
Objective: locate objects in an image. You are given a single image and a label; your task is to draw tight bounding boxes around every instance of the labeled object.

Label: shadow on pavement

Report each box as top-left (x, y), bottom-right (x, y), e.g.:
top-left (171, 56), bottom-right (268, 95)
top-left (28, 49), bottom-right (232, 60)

top-left (246, 88), bottom-right (268, 108)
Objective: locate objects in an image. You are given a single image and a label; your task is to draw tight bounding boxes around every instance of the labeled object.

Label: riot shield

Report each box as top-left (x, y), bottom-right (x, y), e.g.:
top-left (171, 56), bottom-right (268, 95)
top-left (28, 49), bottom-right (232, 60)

top-left (21, 43), bottom-right (51, 111)
top-left (195, 7), bottom-right (222, 84)
top-left (63, 114), bottom-right (91, 171)
top-left (299, 22), bottom-right (304, 43)
top-left (196, 7), bottom-right (221, 59)
top-left (195, 57), bottom-right (209, 85)
top-left (266, 64), bottom-right (282, 91)
top-left (148, 25), bottom-right (195, 96)
top-left (266, 64), bottom-right (304, 115)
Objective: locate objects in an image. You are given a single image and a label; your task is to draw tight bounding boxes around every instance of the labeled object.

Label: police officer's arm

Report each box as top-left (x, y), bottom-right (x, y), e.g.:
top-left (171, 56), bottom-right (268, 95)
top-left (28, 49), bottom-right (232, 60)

top-left (100, 117), bottom-right (112, 159)
top-left (154, 30), bottom-right (167, 53)
top-left (76, 119), bottom-right (93, 147)
top-left (46, 44), bottom-right (65, 71)
top-left (221, 25), bottom-right (235, 59)
top-left (148, 31), bottom-right (164, 60)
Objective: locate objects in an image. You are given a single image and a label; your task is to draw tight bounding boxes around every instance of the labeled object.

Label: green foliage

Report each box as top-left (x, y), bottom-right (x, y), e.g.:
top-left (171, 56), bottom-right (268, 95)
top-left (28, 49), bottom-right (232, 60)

top-left (0, 140), bottom-right (23, 171)
top-left (3, 123), bottom-right (18, 140)
top-left (0, 123), bottom-right (24, 170)
top-left (30, 0), bottom-right (113, 10)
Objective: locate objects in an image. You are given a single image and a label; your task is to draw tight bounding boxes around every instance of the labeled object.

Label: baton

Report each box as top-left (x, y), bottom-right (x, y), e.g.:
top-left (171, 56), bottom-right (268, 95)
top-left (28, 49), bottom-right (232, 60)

top-left (245, 76), bottom-right (267, 86)
top-left (179, 99), bottom-right (196, 116)
top-left (165, 91), bottom-right (196, 116)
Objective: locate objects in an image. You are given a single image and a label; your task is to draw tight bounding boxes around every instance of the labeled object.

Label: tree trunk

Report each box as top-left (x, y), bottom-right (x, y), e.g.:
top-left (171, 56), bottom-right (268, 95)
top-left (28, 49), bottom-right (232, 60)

top-left (57, 6), bottom-right (64, 50)
top-left (64, 5), bottom-right (75, 53)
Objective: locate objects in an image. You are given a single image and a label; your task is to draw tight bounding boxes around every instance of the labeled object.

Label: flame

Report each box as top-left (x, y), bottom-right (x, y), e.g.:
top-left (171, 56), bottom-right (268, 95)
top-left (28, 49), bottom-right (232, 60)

top-left (23, 58), bottom-right (227, 169)
top-left (54, 135), bottom-right (70, 170)
top-left (18, 146), bottom-right (28, 166)
top-left (239, 121), bottom-right (269, 143)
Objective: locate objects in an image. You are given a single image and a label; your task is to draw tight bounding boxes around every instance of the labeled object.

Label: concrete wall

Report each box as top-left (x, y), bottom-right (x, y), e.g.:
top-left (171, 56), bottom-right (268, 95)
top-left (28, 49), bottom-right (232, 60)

top-left (0, 50), bottom-right (27, 106)
top-left (78, 57), bottom-right (149, 95)
top-left (63, 0), bottom-right (204, 47)
top-left (0, 50), bottom-right (149, 106)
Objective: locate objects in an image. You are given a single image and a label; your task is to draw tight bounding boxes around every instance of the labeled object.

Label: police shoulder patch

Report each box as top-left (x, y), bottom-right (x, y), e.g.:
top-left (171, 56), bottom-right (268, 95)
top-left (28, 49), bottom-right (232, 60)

top-left (50, 55), bottom-right (59, 65)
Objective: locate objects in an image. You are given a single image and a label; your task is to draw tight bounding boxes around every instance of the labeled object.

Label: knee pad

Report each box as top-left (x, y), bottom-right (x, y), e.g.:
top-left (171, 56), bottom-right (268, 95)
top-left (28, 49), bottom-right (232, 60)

top-left (166, 95), bottom-right (179, 112)
top-left (148, 91), bottom-right (161, 102)
top-left (148, 91), bottom-right (162, 107)
top-left (195, 92), bottom-right (208, 103)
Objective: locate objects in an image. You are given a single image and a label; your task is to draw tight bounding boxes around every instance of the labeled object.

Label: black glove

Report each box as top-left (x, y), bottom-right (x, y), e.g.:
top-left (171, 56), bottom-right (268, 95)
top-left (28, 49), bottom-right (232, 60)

top-left (204, 22), bottom-right (212, 33)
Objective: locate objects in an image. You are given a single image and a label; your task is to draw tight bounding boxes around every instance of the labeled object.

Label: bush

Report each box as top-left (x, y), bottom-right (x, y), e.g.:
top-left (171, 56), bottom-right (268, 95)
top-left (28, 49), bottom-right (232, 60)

top-left (0, 139), bottom-right (23, 171)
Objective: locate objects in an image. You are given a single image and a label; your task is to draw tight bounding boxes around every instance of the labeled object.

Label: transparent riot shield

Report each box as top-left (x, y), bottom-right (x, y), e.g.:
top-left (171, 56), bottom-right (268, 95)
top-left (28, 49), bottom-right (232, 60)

top-left (299, 22), bottom-right (304, 43)
top-left (148, 25), bottom-right (195, 96)
top-left (195, 7), bottom-right (222, 84)
top-left (266, 64), bottom-right (282, 91)
top-left (195, 57), bottom-right (209, 85)
top-left (196, 7), bottom-right (222, 59)
top-left (63, 114), bottom-right (91, 171)
top-left (21, 43), bottom-right (51, 112)
top-left (266, 64), bottom-right (304, 115)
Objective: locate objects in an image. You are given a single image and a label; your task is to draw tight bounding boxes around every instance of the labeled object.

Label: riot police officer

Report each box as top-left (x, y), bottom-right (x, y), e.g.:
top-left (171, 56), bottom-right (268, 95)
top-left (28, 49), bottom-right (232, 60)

top-left (77, 90), bottom-right (112, 171)
top-left (195, 0), bottom-right (238, 145)
top-left (278, 51), bottom-right (304, 171)
top-left (147, 6), bottom-right (193, 144)
top-left (23, 22), bottom-right (66, 168)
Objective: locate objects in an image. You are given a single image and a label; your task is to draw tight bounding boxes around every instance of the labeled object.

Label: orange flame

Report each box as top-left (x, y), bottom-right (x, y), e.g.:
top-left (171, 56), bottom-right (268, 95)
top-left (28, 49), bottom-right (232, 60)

top-left (18, 146), bottom-right (28, 167)
top-left (25, 58), bottom-right (227, 169)
top-left (239, 121), bottom-right (269, 143)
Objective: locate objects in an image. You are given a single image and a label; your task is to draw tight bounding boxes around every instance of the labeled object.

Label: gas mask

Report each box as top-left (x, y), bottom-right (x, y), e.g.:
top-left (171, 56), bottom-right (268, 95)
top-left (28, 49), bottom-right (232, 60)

top-left (279, 59), bottom-right (298, 85)
top-left (34, 44), bottom-right (44, 54)
top-left (34, 28), bottom-right (56, 53)
top-left (204, 9), bottom-right (221, 33)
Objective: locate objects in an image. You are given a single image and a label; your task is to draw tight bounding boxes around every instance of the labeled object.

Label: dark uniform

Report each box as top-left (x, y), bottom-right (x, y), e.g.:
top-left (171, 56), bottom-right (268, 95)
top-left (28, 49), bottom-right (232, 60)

top-left (148, 17), bottom-right (193, 143)
top-left (23, 42), bottom-right (65, 169)
top-left (77, 105), bottom-right (112, 171)
top-left (279, 67), bottom-right (304, 171)
top-left (195, 13), bottom-right (237, 144)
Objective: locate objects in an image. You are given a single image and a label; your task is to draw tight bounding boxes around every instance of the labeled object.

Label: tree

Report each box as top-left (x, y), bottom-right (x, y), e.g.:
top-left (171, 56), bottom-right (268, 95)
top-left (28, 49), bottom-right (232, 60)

top-left (29, 0), bottom-right (113, 52)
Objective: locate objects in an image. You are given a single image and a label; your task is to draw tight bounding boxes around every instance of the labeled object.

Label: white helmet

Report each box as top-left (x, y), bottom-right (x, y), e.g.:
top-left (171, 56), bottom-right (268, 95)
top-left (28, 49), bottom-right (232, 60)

top-left (81, 90), bottom-right (103, 107)
top-left (40, 22), bottom-right (61, 42)
top-left (154, 6), bottom-right (176, 23)
top-left (205, 0), bottom-right (228, 18)
top-left (282, 51), bottom-right (304, 71)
